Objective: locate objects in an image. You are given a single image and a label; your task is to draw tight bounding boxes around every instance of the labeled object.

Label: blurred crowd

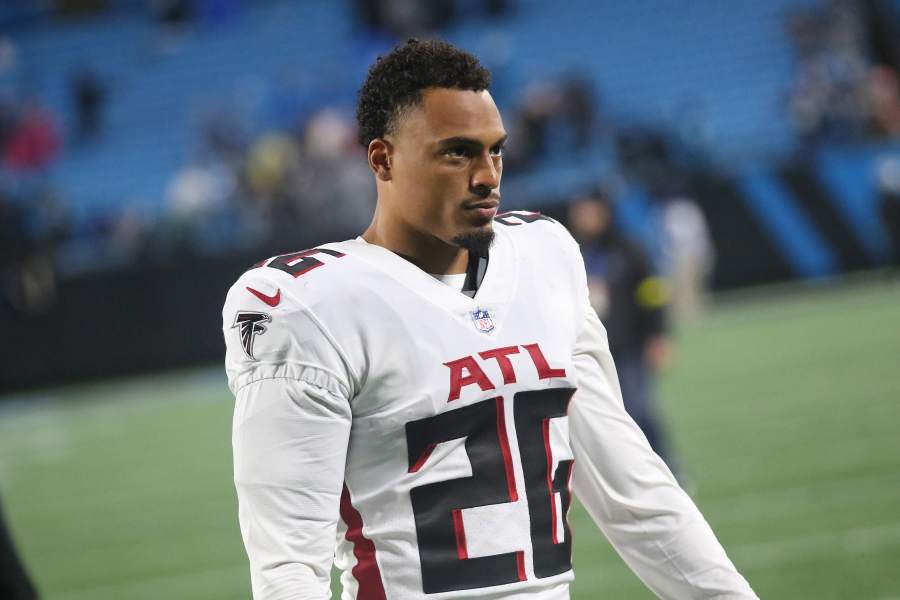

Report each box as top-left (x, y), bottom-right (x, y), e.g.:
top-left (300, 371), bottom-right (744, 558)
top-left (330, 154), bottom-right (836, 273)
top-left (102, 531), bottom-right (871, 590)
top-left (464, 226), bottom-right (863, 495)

top-left (2, 0), bottom-right (900, 318)
top-left (786, 0), bottom-right (900, 146)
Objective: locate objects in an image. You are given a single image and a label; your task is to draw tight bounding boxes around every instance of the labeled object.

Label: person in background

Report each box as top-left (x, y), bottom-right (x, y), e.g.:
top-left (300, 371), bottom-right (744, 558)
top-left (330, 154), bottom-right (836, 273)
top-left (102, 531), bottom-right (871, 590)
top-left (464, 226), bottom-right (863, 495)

top-left (0, 497), bottom-right (38, 600)
top-left (2, 100), bottom-right (59, 173)
top-left (659, 192), bottom-right (715, 321)
top-left (69, 65), bottom-right (106, 142)
top-left (568, 190), bottom-right (681, 477)
top-left (877, 154), bottom-right (900, 274)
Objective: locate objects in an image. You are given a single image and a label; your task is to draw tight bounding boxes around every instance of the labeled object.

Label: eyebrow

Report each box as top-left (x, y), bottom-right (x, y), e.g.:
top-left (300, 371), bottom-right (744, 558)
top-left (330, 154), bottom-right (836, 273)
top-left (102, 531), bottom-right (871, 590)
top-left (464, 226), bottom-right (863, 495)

top-left (436, 134), bottom-right (509, 149)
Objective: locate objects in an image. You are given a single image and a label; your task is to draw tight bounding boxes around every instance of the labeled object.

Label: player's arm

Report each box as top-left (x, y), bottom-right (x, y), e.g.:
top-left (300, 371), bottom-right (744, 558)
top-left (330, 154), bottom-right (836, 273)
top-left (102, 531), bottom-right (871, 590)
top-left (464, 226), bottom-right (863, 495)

top-left (569, 301), bottom-right (757, 599)
top-left (224, 272), bottom-right (354, 600)
top-left (233, 377), bottom-right (350, 600)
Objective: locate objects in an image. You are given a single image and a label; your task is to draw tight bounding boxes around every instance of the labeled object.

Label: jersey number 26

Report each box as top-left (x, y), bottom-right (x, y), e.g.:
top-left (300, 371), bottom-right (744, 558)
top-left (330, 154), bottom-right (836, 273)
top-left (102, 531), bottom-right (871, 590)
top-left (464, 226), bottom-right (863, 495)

top-left (406, 388), bottom-right (575, 594)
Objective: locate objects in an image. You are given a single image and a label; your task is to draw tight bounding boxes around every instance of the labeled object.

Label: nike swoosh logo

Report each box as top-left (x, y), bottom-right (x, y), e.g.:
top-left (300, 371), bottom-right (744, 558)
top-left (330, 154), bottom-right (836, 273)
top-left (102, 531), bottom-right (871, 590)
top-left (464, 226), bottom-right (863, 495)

top-left (246, 286), bottom-right (281, 307)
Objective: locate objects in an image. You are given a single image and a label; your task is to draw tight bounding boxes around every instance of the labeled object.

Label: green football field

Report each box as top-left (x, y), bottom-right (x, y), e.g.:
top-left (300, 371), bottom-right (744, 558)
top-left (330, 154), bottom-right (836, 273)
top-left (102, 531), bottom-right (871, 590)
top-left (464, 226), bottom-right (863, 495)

top-left (1, 280), bottom-right (898, 599)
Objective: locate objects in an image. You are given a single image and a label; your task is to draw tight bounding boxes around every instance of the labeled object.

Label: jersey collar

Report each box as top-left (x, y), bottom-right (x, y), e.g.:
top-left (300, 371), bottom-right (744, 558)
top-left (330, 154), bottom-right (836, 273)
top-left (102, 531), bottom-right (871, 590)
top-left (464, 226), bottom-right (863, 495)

top-left (349, 226), bottom-right (518, 315)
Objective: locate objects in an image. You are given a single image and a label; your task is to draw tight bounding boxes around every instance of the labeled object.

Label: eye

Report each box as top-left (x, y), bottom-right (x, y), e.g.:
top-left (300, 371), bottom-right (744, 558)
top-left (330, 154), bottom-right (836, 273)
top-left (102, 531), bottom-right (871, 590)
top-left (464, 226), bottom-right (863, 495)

top-left (490, 144), bottom-right (504, 157)
top-left (444, 146), bottom-right (471, 159)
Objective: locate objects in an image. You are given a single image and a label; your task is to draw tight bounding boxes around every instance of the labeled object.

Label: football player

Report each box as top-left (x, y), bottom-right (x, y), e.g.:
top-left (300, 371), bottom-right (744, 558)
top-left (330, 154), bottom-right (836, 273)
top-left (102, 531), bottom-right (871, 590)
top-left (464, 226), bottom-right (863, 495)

top-left (224, 39), bottom-right (757, 599)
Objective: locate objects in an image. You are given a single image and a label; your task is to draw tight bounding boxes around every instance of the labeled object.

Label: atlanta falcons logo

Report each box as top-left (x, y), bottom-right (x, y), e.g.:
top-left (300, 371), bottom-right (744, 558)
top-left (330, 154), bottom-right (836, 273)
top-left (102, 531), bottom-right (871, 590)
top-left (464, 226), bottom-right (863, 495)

top-left (232, 311), bottom-right (271, 360)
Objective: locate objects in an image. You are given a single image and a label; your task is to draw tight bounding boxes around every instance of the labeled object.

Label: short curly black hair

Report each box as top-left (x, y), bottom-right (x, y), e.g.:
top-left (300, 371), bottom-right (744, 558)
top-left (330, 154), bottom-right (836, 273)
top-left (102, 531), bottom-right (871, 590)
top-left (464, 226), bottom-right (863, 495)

top-left (356, 38), bottom-right (491, 148)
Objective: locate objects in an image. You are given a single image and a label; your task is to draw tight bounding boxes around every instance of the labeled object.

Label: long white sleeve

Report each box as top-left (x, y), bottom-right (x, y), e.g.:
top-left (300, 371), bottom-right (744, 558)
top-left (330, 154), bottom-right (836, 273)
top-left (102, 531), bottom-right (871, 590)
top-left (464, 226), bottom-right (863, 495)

top-left (232, 377), bottom-right (352, 600)
top-left (569, 304), bottom-right (757, 599)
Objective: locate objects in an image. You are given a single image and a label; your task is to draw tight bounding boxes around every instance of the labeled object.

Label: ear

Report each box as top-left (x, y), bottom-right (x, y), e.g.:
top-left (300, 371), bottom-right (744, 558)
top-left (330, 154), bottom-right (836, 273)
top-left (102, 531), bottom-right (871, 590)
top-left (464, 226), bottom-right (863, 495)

top-left (368, 138), bottom-right (393, 182)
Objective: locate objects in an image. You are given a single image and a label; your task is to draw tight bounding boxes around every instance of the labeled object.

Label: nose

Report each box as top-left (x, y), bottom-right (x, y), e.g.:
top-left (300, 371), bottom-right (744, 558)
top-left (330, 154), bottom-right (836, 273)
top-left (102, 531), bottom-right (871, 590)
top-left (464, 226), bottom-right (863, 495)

top-left (471, 151), bottom-right (500, 196)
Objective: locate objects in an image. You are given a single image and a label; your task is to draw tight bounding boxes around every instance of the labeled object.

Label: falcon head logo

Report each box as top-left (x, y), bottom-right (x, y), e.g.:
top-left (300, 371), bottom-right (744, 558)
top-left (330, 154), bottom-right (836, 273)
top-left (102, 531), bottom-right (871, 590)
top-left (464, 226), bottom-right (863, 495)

top-left (232, 311), bottom-right (271, 360)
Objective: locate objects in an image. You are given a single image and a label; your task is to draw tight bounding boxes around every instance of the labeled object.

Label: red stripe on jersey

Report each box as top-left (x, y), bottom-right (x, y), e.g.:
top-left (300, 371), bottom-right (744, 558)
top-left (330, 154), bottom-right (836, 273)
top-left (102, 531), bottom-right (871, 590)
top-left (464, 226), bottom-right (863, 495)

top-left (340, 485), bottom-right (387, 600)
top-left (495, 397), bottom-right (518, 502)
top-left (408, 443), bottom-right (436, 473)
top-left (543, 418), bottom-right (559, 545)
top-left (515, 550), bottom-right (527, 581)
top-left (452, 508), bottom-right (468, 560)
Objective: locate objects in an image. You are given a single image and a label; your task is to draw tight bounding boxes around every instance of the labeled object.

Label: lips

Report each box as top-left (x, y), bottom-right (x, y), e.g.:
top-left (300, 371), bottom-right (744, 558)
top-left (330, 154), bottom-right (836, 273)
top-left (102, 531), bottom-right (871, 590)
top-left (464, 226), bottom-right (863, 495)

top-left (465, 203), bottom-right (499, 212)
top-left (463, 198), bottom-right (500, 210)
top-left (463, 198), bottom-right (500, 222)
top-left (465, 203), bottom-right (499, 221)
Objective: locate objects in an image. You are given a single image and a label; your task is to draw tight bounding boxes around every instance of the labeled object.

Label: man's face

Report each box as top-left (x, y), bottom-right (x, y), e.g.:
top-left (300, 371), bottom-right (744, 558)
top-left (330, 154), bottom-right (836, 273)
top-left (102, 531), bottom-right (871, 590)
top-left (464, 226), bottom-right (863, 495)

top-left (386, 88), bottom-right (506, 251)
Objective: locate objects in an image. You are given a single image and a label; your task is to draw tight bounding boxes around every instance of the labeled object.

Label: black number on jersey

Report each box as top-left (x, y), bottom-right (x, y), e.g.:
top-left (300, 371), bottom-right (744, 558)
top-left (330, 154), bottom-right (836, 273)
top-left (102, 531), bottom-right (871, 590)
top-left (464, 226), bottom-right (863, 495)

top-left (405, 388), bottom-right (575, 594)
top-left (493, 211), bottom-right (555, 226)
top-left (514, 389), bottom-right (575, 578)
top-left (253, 247), bottom-right (345, 278)
top-left (406, 397), bottom-right (521, 593)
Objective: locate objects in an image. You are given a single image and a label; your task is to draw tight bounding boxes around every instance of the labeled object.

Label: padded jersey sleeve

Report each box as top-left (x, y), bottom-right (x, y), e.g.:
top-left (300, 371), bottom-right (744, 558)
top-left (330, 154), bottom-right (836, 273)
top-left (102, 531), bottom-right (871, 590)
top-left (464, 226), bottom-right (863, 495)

top-left (556, 226), bottom-right (758, 599)
top-left (223, 269), bottom-right (355, 600)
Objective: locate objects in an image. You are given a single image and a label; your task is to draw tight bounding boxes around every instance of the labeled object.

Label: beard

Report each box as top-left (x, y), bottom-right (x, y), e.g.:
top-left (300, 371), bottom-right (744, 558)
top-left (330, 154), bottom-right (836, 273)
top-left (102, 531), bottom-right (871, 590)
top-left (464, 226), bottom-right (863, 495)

top-left (451, 229), bottom-right (495, 257)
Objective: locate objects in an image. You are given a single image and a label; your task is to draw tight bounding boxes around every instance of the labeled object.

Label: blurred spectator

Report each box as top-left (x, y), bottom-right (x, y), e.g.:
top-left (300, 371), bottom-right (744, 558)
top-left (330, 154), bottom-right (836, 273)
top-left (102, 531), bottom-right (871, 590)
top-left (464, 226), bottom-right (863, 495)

top-left (150, 0), bottom-right (193, 54)
top-left (786, 2), bottom-right (864, 141)
top-left (2, 101), bottom-right (60, 172)
top-left (616, 127), bottom-right (678, 205)
top-left (164, 159), bottom-right (235, 254)
top-left (568, 191), bottom-right (680, 476)
top-left (504, 81), bottom-right (559, 169)
top-left (866, 65), bottom-right (900, 138)
top-left (244, 132), bottom-right (299, 205)
top-left (355, 0), bottom-right (454, 38)
top-left (243, 131), bottom-right (304, 244)
top-left (659, 194), bottom-right (715, 320)
top-left (152, 0), bottom-right (192, 26)
top-left (109, 206), bottom-right (152, 263)
top-left (167, 163), bottom-right (230, 218)
top-left (297, 108), bottom-right (374, 237)
top-left (505, 73), bottom-right (598, 170)
top-left (785, 0), bottom-right (900, 145)
top-left (69, 65), bottom-right (107, 142)
top-left (355, 0), bottom-right (508, 37)
top-left (0, 188), bottom-right (59, 315)
top-left (559, 73), bottom-right (597, 151)
top-left (196, 100), bottom-right (249, 168)
top-left (877, 154), bottom-right (900, 273)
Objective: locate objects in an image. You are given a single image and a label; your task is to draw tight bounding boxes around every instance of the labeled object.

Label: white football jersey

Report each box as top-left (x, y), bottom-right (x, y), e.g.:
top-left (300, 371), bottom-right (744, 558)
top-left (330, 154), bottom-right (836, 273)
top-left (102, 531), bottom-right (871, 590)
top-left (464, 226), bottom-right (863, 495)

top-left (223, 212), bottom-right (757, 600)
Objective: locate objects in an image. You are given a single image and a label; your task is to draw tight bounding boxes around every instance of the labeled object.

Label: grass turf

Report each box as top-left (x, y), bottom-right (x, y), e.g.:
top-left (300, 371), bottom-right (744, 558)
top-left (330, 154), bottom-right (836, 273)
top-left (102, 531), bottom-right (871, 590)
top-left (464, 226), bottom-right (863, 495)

top-left (0, 280), bottom-right (898, 599)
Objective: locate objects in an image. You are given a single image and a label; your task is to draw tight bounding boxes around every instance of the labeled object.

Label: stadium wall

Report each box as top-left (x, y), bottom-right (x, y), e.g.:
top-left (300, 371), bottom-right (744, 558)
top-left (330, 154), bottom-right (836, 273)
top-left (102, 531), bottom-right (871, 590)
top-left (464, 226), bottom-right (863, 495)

top-left (1, 251), bottom-right (253, 393)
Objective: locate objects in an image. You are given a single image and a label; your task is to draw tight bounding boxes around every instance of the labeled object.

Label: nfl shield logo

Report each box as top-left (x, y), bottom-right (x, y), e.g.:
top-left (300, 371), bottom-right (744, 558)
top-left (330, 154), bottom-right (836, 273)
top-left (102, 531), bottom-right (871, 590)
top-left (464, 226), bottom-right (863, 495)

top-left (471, 308), bottom-right (495, 333)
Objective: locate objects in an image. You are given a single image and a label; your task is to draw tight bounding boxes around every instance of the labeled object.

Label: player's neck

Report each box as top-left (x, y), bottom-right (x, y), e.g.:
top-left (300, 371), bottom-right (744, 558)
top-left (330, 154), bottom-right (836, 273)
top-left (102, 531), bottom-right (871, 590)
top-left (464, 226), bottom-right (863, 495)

top-left (361, 218), bottom-right (469, 275)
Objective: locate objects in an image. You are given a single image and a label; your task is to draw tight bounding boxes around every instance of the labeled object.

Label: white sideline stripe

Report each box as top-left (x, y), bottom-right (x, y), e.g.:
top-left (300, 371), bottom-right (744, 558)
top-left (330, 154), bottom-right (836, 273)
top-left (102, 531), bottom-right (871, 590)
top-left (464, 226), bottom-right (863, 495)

top-left (732, 521), bottom-right (900, 570)
top-left (49, 564), bottom-right (246, 600)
